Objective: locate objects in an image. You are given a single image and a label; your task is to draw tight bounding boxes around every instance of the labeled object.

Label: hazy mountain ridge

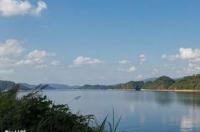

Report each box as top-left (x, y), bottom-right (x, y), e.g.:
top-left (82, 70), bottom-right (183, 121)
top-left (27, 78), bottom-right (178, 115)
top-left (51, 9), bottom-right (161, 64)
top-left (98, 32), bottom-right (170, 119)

top-left (0, 74), bottom-right (200, 91)
top-left (0, 80), bottom-right (16, 91)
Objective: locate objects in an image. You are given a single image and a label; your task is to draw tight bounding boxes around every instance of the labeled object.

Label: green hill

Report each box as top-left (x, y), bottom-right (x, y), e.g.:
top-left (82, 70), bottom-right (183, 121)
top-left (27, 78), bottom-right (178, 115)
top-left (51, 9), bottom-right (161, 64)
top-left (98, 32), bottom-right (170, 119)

top-left (169, 74), bottom-right (200, 90)
top-left (142, 76), bottom-right (175, 90)
top-left (113, 81), bottom-right (144, 90)
top-left (81, 81), bottom-right (144, 90)
top-left (1, 74), bottom-right (200, 91)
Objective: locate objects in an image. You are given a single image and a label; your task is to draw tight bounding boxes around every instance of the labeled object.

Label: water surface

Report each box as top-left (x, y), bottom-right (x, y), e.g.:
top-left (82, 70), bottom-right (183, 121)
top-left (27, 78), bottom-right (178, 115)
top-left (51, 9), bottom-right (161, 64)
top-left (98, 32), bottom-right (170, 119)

top-left (20, 90), bottom-right (200, 132)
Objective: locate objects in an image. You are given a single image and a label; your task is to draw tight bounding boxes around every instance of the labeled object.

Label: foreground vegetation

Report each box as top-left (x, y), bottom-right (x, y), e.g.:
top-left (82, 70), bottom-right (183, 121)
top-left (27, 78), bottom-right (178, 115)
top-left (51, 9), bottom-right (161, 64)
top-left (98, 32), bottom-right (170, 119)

top-left (0, 86), bottom-right (120, 132)
top-left (0, 87), bottom-right (93, 131)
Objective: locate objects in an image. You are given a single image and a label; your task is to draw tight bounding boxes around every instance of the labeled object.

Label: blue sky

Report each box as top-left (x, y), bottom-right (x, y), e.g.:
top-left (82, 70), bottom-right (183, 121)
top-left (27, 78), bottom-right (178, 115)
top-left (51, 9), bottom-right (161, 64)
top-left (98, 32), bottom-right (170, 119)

top-left (0, 0), bottom-right (200, 85)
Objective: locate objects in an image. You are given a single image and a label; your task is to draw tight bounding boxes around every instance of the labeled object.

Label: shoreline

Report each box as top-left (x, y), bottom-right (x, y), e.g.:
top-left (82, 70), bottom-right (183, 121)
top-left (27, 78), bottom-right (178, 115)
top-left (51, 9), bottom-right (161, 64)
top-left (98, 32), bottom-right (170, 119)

top-left (142, 89), bottom-right (200, 93)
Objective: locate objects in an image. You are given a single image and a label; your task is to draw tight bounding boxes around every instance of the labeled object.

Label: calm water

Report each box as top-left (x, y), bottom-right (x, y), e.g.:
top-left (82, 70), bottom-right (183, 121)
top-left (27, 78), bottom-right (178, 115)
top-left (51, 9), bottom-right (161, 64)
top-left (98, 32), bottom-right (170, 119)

top-left (20, 90), bottom-right (200, 132)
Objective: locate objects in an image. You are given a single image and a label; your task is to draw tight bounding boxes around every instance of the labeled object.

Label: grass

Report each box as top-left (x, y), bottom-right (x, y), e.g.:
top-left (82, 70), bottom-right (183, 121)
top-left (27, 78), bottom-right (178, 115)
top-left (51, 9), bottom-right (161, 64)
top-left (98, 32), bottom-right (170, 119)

top-left (0, 85), bottom-right (121, 132)
top-left (96, 109), bottom-right (121, 132)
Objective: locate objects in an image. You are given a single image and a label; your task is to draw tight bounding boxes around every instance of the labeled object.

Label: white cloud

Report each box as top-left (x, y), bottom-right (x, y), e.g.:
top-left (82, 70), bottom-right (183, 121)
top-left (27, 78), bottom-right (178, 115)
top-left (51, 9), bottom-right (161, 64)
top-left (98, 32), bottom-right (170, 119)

top-left (17, 49), bottom-right (47, 66)
top-left (31, 0), bottom-right (47, 15)
top-left (0, 57), bottom-right (18, 68)
top-left (162, 48), bottom-right (200, 62)
top-left (117, 65), bottom-right (136, 73)
top-left (0, 68), bottom-right (14, 74)
top-left (51, 60), bottom-right (60, 66)
top-left (136, 74), bottom-right (144, 80)
top-left (188, 63), bottom-right (200, 70)
top-left (118, 60), bottom-right (131, 64)
top-left (0, 0), bottom-right (47, 17)
top-left (0, 39), bottom-right (60, 71)
top-left (179, 48), bottom-right (200, 61)
top-left (139, 54), bottom-right (146, 64)
top-left (26, 49), bottom-right (47, 64)
top-left (162, 47), bottom-right (200, 75)
top-left (0, 39), bottom-right (24, 69)
top-left (0, 39), bottom-right (24, 56)
top-left (180, 48), bottom-right (200, 75)
top-left (161, 54), bottom-right (179, 61)
top-left (127, 66), bottom-right (136, 73)
top-left (73, 56), bottom-right (103, 66)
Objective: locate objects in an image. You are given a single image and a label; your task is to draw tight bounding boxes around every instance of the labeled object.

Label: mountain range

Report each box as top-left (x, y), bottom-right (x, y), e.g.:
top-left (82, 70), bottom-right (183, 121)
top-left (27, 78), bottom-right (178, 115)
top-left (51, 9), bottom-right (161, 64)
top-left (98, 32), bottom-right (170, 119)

top-left (1, 74), bottom-right (200, 91)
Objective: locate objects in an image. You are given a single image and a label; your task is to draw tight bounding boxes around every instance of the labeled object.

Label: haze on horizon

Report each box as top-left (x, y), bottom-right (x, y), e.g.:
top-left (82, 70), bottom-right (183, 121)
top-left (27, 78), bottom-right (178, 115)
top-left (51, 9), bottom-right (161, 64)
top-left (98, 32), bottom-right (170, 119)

top-left (0, 0), bottom-right (200, 85)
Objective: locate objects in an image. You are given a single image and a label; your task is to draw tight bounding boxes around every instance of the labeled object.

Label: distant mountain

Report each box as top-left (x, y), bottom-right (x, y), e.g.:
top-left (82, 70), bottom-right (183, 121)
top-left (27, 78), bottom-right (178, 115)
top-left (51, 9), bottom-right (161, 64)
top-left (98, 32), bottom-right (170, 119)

top-left (80, 81), bottom-right (144, 90)
top-left (142, 76), bottom-right (175, 90)
top-left (18, 83), bottom-right (36, 90)
top-left (0, 74), bottom-right (200, 91)
top-left (112, 81), bottom-right (144, 90)
top-left (48, 84), bottom-right (78, 89)
top-left (0, 81), bottom-right (77, 91)
top-left (23, 83), bottom-right (79, 90)
top-left (0, 80), bottom-right (16, 91)
top-left (169, 74), bottom-right (200, 90)
top-left (80, 84), bottom-right (109, 89)
top-left (143, 77), bottom-right (157, 83)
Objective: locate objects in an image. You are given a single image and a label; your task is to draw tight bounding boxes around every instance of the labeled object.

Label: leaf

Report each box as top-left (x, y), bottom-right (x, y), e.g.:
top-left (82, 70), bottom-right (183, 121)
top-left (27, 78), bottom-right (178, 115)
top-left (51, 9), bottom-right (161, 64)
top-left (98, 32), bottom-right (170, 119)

top-left (98, 115), bottom-right (108, 132)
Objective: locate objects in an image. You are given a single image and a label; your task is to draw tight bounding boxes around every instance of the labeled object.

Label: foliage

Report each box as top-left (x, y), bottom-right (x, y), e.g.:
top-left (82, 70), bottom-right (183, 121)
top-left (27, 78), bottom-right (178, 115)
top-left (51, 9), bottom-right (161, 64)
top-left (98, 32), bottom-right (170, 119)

top-left (142, 76), bottom-right (175, 90)
top-left (81, 81), bottom-right (144, 90)
top-left (113, 81), bottom-right (144, 90)
top-left (108, 109), bottom-right (121, 132)
top-left (0, 86), bottom-right (94, 132)
top-left (0, 86), bottom-right (122, 132)
top-left (169, 74), bottom-right (200, 90)
top-left (1, 74), bottom-right (200, 91)
top-left (95, 109), bottom-right (121, 132)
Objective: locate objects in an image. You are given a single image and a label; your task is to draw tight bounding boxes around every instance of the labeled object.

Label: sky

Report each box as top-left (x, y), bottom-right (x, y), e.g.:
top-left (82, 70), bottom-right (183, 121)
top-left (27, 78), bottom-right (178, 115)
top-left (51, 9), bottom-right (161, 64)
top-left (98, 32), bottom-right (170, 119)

top-left (0, 0), bottom-right (200, 85)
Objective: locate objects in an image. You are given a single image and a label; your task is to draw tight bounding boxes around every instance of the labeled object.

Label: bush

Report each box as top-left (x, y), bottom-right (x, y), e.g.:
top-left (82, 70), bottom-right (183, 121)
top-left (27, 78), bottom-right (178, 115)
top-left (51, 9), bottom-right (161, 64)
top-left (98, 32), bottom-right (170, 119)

top-left (0, 87), bottom-right (94, 132)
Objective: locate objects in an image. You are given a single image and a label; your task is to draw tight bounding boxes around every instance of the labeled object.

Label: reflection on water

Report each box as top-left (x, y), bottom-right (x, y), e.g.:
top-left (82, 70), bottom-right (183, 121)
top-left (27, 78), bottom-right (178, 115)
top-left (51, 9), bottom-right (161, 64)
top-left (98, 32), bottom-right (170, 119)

top-left (19, 90), bottom-right (200, 132)
top-left (175, 93), bottom-right (200, 132)
top-left (154, 92), bottom-right (175, 106)
top-left (176, 93), bottom-right (200, 107)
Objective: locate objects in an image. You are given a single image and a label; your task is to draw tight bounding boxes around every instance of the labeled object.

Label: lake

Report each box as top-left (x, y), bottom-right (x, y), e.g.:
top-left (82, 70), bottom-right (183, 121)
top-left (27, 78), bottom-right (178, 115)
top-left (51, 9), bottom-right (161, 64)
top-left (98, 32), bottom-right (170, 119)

top-left (19, 89), bottom-right (200, 132)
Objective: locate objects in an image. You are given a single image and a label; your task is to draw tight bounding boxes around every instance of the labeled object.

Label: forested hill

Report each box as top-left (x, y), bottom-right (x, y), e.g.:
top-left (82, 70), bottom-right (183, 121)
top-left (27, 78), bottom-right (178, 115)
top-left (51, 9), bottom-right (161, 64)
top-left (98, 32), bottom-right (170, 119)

top-left (169, 74), bottom-right (200, 90)
top-left (1, 74), bottom-right (200, 91)
top-left (142, 74), bottom-right (200, 90)
top-left (80, 81), bottom-right (144, 90)
top-left (142, 76), bottom-right (175, 90)
top-left (77, 75), bottom-right (200, 90)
